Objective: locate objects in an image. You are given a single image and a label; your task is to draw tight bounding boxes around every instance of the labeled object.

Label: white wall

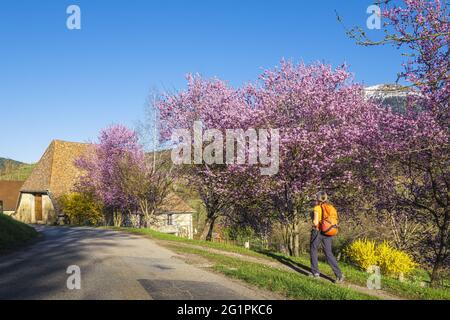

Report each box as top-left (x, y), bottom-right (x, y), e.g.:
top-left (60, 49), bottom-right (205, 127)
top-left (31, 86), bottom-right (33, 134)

top-left (154, 213), bottom-right (193, 239)
top-left (15, 193), bottom-right (34, 223)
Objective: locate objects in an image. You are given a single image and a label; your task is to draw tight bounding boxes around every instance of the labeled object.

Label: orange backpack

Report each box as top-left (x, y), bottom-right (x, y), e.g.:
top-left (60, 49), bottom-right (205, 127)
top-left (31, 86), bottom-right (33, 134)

top-left (320, 203), bottom-right (339, 236)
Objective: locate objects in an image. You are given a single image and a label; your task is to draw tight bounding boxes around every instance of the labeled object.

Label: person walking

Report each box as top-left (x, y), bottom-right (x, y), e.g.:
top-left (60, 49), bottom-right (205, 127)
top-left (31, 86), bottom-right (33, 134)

top-left (310, 191), bottom-right (344, 283)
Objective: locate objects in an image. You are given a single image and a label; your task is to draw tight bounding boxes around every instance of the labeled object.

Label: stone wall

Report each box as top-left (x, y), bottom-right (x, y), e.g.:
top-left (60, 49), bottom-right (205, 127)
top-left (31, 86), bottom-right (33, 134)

top-left (14, 193), bottom-right (56, 224)
top-left (42, 194), bottom-right (56, 224)
top-left (15, 193), bottom-right (34, 223)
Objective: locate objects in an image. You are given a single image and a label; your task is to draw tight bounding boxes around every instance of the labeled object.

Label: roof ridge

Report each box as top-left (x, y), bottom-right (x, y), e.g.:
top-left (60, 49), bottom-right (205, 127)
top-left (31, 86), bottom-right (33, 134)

top-left (20, 141), bottom-right (55, 193)
top-left (52, 139), bottom-right (91, 145)
top-left (49, 140), bottom-right (56, 191)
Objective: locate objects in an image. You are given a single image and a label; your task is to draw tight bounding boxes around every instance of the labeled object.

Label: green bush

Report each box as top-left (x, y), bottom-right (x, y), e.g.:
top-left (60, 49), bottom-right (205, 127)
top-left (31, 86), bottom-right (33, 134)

top-left (224, 226), bottom-right (254, 243)
top-left (59, 192), bottom-right (104, 226)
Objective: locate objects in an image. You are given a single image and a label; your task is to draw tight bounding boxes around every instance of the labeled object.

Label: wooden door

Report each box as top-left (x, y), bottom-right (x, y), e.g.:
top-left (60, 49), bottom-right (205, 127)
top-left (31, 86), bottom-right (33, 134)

top-left (35, 194), bottom-right (43, 221)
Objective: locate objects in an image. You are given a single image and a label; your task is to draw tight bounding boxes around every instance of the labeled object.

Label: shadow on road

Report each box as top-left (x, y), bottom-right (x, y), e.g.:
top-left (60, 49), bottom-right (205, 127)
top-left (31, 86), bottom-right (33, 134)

top-left (0, 226), bottom-right (138, 299)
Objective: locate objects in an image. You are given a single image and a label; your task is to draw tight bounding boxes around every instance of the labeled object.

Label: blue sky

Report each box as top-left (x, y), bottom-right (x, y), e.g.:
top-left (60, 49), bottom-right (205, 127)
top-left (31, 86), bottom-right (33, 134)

top-left (0, 0), bottom-right (405, 163)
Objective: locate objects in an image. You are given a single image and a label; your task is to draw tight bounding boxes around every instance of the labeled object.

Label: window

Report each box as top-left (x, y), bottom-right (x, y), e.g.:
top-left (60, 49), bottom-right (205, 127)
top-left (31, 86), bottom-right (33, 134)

top-left (167, 214), bottom-right (173, 226)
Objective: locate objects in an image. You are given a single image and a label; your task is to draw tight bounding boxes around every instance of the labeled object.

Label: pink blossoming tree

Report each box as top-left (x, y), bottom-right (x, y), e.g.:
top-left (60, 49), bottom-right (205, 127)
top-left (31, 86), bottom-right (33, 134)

top-left (345, 0), bottom-right (449, 285)
top-left (156, 62), bottom-right (405, 255)
top-left (75, 124), bottom-right (145, 226)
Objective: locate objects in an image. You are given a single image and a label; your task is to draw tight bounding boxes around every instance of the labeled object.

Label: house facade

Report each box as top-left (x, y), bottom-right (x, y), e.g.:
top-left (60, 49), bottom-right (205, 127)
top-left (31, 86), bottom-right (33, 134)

top-left (154, 192), bottom-right (195, 239)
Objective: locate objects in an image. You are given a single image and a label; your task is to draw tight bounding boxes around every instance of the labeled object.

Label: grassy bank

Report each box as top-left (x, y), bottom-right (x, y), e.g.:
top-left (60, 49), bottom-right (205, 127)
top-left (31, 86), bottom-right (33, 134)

top-left (169, 245), bottom-right (376, 300)
top-left (106, 227), bottom-right (449, 300)
top-left (260, 250), bottom-right (450, 300)
top-left (0, 214), bottom-right (38, 252)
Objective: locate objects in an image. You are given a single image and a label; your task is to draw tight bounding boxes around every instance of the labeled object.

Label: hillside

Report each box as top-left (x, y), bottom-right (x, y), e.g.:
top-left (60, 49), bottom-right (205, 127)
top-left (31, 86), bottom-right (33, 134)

top-left (0, 158), bottom-right (35, 181)
top-left (0, 157), bottom-right (23, 169)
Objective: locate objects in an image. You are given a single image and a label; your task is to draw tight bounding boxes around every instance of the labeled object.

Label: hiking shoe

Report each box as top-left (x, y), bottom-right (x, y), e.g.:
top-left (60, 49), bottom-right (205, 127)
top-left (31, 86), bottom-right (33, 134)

top-left (335, 275), bottom-right (345, 283)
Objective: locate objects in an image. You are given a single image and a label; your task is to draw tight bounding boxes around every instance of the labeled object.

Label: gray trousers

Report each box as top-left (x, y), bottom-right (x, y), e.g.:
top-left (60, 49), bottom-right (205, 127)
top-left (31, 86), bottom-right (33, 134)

top-left (310, 229), bottom-right (342, 278)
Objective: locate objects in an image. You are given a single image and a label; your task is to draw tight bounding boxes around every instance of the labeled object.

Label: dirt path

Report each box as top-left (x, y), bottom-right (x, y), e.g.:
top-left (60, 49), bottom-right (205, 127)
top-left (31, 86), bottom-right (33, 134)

top-left (157, 240), bottom-right (404, 300)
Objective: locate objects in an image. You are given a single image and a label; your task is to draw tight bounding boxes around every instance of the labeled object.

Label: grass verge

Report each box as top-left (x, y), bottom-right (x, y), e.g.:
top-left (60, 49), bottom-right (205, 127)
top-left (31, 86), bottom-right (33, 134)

top-left (0, 213), bottom-right (38, 252)
top-left (169, 245), bottom-right (376, 300)
top-left (105, 227), bottom-right (450, 300)
top-left (259, 250), bottom-right (450, 300)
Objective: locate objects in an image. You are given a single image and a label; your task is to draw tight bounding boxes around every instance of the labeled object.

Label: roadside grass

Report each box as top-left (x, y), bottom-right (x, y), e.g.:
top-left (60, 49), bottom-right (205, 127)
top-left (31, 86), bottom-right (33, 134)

top-left (168, 245), bottom-right (376, 300)
top-left (259, 250), bottom-right (450, 300)
top-left (0, 213), bottom-right (38, 252)
top-left (106, 227), bottom-right (450, 300)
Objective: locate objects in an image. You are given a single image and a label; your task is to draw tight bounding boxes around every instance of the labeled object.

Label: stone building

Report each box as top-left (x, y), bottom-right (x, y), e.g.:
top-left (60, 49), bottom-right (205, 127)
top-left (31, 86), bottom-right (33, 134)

top-left (14, 140), bottom-right (194, 239)
top-left (14, 140), bottom-right (90, 224)
top-left (155, 192), bottom-right (195, 239)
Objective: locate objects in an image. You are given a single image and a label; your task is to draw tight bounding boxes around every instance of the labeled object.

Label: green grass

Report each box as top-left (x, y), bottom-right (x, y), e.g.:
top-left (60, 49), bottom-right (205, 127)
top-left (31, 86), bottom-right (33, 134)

top-left (258, 250), bottom-right (450, 300)
top-left (107, 227), bottom-right (450, 300)
top-left (0, 214), bottom-right (38, 252)
top-left (169, 245), bottom-right (376, 300)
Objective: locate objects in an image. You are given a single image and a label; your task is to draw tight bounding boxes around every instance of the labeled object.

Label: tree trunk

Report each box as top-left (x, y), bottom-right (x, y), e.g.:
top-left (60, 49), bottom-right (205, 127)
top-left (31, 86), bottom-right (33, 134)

top-left (288, 232), bottom-right (294, 256)
top-left (201, 216), bottom-right (217, 241)
top-left (430, 223), bottom-right (448, 287)
top-left (113, 210), bottom-right (123, 227)
top-left (430, 257), bottom-right (443, 287)
top-left (430, 243), bottom-right (445, 287)
top-left (293, 222), bottom-right (300, 257)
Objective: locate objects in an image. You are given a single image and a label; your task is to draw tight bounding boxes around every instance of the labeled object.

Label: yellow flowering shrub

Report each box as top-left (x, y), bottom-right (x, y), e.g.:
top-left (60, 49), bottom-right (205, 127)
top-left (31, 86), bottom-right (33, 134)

top-left (344, 239), bottom-right (378, 271)
top-left (59, 192), bottom-right (104, 226)
top-left (345, 239), bottom-right (417, 278)
top-left (376, 241), bottom-right (417, 277)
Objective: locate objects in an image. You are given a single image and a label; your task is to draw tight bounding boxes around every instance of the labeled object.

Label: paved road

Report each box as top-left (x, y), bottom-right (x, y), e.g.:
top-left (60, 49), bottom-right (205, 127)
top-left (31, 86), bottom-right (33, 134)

top-left (0, 226), bottom-right (272, 300)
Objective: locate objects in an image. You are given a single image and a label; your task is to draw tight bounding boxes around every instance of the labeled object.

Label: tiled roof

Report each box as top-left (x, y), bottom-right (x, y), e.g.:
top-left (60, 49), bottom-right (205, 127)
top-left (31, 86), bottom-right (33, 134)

top-left (20, 140), bottom-right (92, 198)
top-left (0, 181), bottom-right (24, 211)
top-left (159, 192), bottom-right (195, 213)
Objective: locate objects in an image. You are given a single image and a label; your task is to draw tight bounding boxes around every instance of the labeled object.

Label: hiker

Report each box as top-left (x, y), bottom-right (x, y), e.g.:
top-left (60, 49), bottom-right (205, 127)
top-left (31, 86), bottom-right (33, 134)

top-left (309, 191), bottom-right (344, 283)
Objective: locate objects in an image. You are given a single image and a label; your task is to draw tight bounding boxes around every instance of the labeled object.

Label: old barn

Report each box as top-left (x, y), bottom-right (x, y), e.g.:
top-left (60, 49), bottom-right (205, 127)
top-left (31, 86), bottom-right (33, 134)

top-left (15, 140), bottom-right (90, 224)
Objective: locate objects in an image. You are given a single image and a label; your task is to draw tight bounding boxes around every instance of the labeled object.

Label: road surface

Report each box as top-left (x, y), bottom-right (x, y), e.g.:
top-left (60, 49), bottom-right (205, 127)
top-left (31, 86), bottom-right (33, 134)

top-left (0, 226), bottom-right (273, 300)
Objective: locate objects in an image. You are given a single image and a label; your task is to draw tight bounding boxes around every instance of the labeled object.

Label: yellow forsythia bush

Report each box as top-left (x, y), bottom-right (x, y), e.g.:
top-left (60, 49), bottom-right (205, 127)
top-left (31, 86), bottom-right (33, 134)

top-left (344, 239), bottom-right (417, 278)
top-left (59, 192), bottom-right (104, 226)
top-left (344, 239), bottom-right (378, 271)
top-left (376, 241), bottom-right (417, 277)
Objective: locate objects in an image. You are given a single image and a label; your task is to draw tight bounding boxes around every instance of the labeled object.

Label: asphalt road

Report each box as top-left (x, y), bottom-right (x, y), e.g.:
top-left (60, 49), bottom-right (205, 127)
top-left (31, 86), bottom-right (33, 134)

top-left (0, 226), bottom-right (272, 300)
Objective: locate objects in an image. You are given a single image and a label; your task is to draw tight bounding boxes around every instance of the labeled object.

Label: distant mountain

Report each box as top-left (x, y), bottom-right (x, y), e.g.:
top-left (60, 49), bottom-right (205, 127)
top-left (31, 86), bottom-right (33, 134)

top-left (364, 84), bottom-right (411, 113)
top-left (0, 158), bottom-right (24, 170)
